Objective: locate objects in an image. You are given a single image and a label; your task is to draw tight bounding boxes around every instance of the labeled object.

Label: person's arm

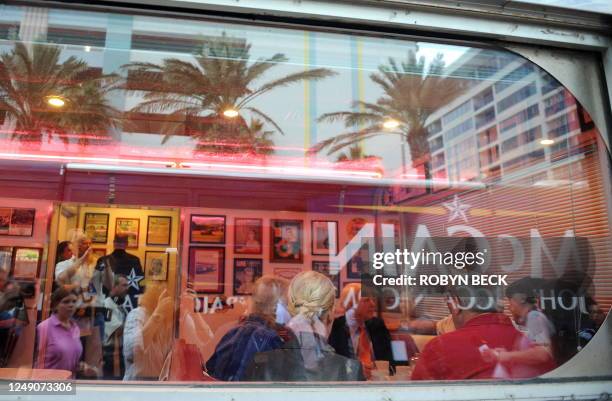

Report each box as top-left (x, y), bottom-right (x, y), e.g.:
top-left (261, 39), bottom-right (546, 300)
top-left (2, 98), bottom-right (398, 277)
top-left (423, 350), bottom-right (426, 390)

top-left (123, 309), bottom-right (145, 366)
top-left (102, 261), bottom-right (113, 293)
top-left (405, 319), bottom-right (437, 334)
top-left (35, 322), bottom-right (48, 369)
top-left (56, 249), bottom-right (91, 284)
top-left (141, 292), bottom-right (173, 347)
top-left (492, 344), bottom-right (554, 366)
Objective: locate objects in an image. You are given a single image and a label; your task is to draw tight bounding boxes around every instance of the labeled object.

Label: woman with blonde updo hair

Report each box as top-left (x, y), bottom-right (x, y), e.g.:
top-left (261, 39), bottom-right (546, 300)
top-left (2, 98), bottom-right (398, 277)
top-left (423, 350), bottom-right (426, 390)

top-left (244, 271), bottom-right (364, 381)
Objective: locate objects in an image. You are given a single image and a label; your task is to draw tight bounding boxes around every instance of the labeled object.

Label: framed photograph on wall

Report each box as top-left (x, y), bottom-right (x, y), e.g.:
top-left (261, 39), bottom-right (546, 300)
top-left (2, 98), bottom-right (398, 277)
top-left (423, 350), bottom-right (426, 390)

top-left (312, 261), bottom-right (340, 297)
top-left (0, 208), bottom-right (11, 235)
top-left (11, 247), bottom-right (42, 280)
top-left (0, 247), bottom-right (12, 271)
top-left (346, 217), bottom-right (368, 240)
top-left (346, 243), bottom-right (370, 279)
top-left (270, 219), bottom-right (303, 263)
top-left (84, 213), bottom-right (109, 244)
top-left (233, 258), bottom-right (263, 295)
top-left (146, 216), bottom-right (172, 246)
top-left (115, 218), bottom-right (140, 249)
top-left (190, 215), bottom-right (225, 244)
top-left (0, 208), bottom-right (36, 237)
top-left (234, 218), bottom-right (262, 254)
top-left (188, 246), bottom-right (225, 294)
top-left (145, 251), bottom-right (169, 281)
top-left (311, 220), bottom-right (338, 256)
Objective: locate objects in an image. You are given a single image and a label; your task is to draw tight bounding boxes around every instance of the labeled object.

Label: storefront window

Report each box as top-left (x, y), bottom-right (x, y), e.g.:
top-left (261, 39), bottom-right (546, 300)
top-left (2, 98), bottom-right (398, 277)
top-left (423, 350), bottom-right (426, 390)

top-left (0, 3), bottom-right (610, 385)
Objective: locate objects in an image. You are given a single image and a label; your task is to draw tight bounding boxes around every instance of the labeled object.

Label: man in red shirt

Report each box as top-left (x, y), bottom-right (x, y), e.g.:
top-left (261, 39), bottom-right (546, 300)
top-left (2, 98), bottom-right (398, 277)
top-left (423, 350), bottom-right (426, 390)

top-left (411, 289), bottom-right (555, 380)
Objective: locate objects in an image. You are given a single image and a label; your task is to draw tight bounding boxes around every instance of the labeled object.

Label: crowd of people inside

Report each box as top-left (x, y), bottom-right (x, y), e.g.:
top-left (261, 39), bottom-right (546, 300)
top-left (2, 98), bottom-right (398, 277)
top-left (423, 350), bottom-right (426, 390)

top-left (0, 231), bottom-right (607, 382)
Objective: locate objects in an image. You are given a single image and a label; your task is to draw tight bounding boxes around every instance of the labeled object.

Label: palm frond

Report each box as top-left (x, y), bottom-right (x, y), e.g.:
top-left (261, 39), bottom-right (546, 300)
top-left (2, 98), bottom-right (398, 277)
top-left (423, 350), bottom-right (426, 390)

top-left (244, 106), bottom-right (285, 136)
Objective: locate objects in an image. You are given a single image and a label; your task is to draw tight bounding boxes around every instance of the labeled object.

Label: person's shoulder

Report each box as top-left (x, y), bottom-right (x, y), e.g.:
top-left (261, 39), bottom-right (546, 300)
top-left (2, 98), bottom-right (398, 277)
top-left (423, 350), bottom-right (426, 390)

top-left (103, 296), bottom-right (115, 308)
top-left (37, 317), bottom-right (51, 329)
top-left (54, 258), bottom-right (73, 273)
top-left (366, 316), bottom-right (388, 329)
top-left (126, 307), bottom-right (144, 319)
top-left (331, 315), bottom-right (347, 329)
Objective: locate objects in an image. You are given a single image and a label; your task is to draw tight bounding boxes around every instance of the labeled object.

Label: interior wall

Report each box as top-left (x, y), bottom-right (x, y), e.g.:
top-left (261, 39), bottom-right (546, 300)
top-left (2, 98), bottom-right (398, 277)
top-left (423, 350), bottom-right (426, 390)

top-left (0, 197), bottom-right (53, 368)
top-left (56, 205), bottom-right (181, 299)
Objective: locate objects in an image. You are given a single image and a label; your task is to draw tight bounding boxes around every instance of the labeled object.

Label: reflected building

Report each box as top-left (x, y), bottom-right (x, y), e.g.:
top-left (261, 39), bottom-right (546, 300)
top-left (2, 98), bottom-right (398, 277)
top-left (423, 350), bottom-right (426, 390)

top-left (425, 48), bottom-right (586, 186)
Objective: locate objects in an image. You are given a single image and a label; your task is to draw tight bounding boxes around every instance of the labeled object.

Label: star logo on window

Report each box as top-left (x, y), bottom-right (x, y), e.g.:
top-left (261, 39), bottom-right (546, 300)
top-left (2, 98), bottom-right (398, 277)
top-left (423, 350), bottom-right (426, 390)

top-left (443, 195), bottom-right (471, 223)
top-left (126, 268), bottom-right (144, 291)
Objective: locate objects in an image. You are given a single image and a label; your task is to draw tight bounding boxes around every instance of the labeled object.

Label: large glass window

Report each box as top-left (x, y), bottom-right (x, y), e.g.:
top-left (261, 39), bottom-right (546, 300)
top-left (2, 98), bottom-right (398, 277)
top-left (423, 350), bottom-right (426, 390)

top-left (0, 3), bottom-right (610, 387)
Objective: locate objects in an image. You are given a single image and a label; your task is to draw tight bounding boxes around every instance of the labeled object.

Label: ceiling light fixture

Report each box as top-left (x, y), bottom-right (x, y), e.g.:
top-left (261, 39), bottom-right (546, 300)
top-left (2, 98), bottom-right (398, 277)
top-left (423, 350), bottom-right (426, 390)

top-left (382, 119), bottom-right (400, 129)
top-left (540, 138), bottom-right (555, 146)
top-left (223, 108), bottom-right (239, 118)
top-left (46, 95), bottom-right (66, 108)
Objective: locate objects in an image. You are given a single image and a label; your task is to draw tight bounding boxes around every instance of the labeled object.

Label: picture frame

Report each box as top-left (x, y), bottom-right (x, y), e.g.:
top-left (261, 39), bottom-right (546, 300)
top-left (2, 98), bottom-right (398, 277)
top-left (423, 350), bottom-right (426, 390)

top-left (270, 219), bottom-right (303, 263)
top-left (0, 208), bottom-right (36, 237)
top-left (190, 215), bottom-right (225, 244)
top-left (234, 218), bottom-right (263, 255)
top-left (84, 213), bottom-right (109, 244)
top-left (0, 246), bottom-right (12, 272)
top-left (188, 246), bottom-right (225, 293)
top-left (115, 218), bottom-right (140, 249)
top-left (346, 243), bottom-right (370, 279)
top-left (145, 251), bottom-right (169, 281)
top-left (9, 208), bottom-right (35, 236)
top-left (233, 258), bottom-right (263, 295)
top-left (311, 220), bottom-right (338, 256)
top-left (346, 217), bottom-right (368, 239)
top-left (11, 247), bottom-right (42, 280)
top-left (146, 216), bottom-right (172, 246)
top-left (312, 261), bottom-right (340, 298)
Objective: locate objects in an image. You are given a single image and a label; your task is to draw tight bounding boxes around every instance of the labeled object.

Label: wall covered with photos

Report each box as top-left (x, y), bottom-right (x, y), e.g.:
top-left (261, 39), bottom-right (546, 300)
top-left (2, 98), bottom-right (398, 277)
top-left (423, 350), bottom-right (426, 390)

top-left (179, 206), bottom-right (381, 301)
top-left (0, 197), bottom-right (53, 368)
top-left (56, 205), bottom-right (180, 297)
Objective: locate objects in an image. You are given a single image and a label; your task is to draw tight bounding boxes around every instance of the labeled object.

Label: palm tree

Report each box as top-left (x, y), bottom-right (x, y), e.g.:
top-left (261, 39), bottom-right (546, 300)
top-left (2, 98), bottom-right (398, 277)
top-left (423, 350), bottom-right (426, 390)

top-left (0, 42), bottom-right (121, 145)
top-left (335, 144), bottom-right (376, 162)
top-left (125, 33), bottom-right (336, 154)
top-left (312, 49), bottom-right (467, 186)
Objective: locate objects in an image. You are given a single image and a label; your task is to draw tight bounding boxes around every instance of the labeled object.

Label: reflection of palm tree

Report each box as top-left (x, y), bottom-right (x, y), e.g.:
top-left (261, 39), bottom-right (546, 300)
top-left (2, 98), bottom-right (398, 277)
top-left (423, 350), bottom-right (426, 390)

top-left (313, 49), bottom-right (467, 185)
top-left (335, 144), bottom-right (376, 162)
top-left (0, 42), bottom-right (121, 144)
top-left (125, 33), bottom-right (336, 154)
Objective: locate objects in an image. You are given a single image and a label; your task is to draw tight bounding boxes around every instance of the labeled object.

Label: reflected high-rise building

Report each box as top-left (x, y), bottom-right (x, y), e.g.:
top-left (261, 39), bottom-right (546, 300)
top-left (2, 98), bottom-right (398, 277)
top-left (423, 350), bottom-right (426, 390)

top-left (425, 48), bottom-right (585, 186)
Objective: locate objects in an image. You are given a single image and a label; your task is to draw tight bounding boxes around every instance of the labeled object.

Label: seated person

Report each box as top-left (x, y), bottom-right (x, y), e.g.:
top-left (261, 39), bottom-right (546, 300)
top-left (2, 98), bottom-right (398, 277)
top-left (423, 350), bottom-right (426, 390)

top-left (328, 283), bottom-right (394, 378)
top-left (206, 276), bottom-right (289, 381)
top-left (506, 279), bottom-right (554, 348)
top-left (412, 288), bottom-right (555, 380)
top-left (244, 271), bottom-right (365, 381)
